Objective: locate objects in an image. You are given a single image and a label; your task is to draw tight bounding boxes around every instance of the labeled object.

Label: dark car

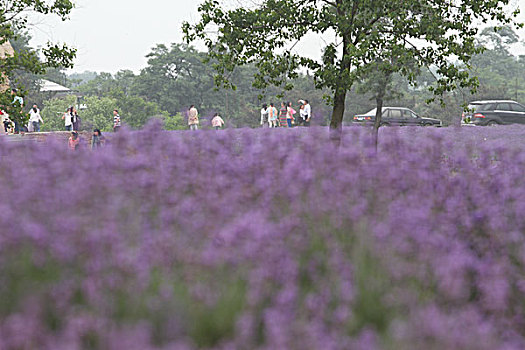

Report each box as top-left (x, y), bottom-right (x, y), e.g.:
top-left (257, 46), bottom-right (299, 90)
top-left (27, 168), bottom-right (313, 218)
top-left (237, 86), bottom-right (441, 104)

top-left (353, 107), bottom-right (442, 126)
top-left (462, 100), bottom-right (525, 126)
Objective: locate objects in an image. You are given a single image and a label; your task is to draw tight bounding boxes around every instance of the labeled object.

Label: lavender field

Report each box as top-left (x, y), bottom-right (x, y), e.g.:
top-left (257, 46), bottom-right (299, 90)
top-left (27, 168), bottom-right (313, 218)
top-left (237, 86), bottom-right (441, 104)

top-left (1, 123), bottom-right (525, 349)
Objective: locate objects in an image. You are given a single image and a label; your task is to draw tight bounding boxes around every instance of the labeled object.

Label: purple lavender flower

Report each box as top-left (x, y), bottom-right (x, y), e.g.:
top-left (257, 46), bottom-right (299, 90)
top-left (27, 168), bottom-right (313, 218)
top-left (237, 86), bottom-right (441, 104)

top-left (0, 125), bottom-right (525, 348)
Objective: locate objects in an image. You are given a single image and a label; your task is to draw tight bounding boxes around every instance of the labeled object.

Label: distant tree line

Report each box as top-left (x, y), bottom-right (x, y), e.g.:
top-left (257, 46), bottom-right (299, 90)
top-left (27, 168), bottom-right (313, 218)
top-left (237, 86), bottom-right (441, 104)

top-left (13, 26), bottom-right (525, 131)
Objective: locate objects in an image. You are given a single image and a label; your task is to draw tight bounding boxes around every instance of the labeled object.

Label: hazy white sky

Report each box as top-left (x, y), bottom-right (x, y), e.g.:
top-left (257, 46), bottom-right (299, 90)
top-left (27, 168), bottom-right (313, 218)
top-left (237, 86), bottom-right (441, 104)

top-left (29, 0), bottom-right (525, 74)
top-left (30, 0), bottom-right (203, 73)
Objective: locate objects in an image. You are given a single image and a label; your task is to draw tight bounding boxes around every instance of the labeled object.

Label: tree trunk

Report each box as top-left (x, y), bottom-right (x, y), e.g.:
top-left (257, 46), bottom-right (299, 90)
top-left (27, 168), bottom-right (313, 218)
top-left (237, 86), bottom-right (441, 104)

top-left (373, 96), bottom-right (384, 152)
top-left (329, 88), bottom-right (347, 145)
top-left (329, 18), bottom-right (351, 146)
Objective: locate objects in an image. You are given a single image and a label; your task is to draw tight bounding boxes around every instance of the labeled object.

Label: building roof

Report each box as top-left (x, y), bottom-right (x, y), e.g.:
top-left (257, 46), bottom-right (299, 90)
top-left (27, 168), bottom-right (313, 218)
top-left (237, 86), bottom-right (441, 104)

top-left (469, 100), bottom-right (519, 104)
top-left (39, 79), bottom-right (71, 92)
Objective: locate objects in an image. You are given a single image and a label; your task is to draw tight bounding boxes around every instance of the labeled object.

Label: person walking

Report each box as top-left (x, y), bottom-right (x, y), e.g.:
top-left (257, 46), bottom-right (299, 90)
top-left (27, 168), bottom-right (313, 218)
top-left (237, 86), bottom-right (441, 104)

top-left (286, 102), bottom-right (296, 128)
top-left (279, 102), bottom-right (288, 127)
top-left (260, 104), bottom-right (269, 127)
top-left (113, 110), bottom-right (121, 132)
top-left (211, 113), bottom-right (225, 130)
top-left (28, 104), bottom-right (43, 132)
top-left (91, 129), bottom-right (105, 149)
top-left (268, 103), bottom-right (278, 128)
top-left (188, 105), bottom-right (199, 130)
top-left (62, 107), bottom-right (74, 131)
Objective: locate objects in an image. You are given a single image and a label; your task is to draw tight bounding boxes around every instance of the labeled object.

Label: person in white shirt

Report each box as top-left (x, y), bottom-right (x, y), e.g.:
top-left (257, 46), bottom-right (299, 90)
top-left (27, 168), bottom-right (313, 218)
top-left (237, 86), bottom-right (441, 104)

top-left (299, 104), bottom-right (307, 125)
top-left (299, 99), bottom-right (312, 126)
top-left (28, 104), bottom-right (43, 132)
top-left (62, 107), bottom-right (74, 131)
top-left (304, 100), bottom-right (311, 126)
top-left (260, 104), bottom-right (269, 127)
top-left (1, 110), bottom-right (11, 134)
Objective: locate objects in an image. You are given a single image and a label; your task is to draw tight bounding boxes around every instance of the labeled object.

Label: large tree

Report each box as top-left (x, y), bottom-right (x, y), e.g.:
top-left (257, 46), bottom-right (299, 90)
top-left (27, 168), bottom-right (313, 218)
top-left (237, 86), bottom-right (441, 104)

top-left (183, 0), bottom-right (519, 136)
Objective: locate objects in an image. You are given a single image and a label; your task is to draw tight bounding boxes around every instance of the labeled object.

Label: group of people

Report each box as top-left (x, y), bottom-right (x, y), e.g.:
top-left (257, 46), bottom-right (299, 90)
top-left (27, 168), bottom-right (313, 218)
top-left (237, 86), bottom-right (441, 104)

top-left (186, 99), bottom-right (311, 131)
top-left (62, 108), bottom-right (120, 133)
top-left (1, 89), bottom-right (37, 134)
top-left (187, 105), bottom-right (225, 130)
top-left (0, 88), bottom-right (118, 152)
top-left (61, 106), bottom-right (81, 131)
top-left (66, 108), bottom-right (119, 151)
top-left (68, 129), bottom-right (106, 151)
top-left (1, 88), bottom-right (123, 135)
top-left (4, 89), bottom-right (310, 135)
top-left (260, 99), bottom-right (311, 128)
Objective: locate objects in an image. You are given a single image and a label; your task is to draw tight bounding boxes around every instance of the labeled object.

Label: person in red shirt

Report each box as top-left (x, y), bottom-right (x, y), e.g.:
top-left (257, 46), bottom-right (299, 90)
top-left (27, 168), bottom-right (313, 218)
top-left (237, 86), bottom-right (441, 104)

top-left (68, 131), bottom-right (80, 150)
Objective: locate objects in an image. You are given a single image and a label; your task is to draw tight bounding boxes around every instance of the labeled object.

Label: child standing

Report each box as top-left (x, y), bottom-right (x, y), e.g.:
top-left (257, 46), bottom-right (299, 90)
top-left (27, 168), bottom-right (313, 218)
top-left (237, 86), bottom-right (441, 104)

top-left (286, 102), bottom-right (296, 128)
top-left (68, 131), bottom-right (80, 151)
top-left (211, 113), bottom-right (225, 130)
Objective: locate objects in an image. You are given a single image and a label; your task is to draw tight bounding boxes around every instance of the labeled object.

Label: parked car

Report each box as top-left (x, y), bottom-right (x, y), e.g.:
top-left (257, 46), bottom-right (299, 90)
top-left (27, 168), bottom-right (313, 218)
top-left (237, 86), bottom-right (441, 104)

top-left (462, 100), bottom-right (525, 126)
top-left (353, 107), bottom-right (442, 126)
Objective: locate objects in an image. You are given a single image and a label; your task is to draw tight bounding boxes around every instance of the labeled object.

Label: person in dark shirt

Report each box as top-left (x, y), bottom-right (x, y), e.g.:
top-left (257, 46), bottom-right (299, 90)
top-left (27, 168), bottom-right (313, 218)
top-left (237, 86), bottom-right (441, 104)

top-left (91, 129), bottom-right (105, 149)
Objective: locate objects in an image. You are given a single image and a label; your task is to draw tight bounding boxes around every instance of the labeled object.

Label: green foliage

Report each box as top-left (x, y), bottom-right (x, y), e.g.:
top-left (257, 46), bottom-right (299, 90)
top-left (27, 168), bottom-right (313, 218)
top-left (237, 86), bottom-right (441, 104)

top-left (39, 26), bottom-right (525, 130)
top-left (8, 31), bottom-right (72, 112)
top-left (41, 95), bottom-right (117, 132)
top-left (0, 89), bottom-right (27, 127)
top-left (184, 0), bottom-right (519, 129)
top-left (351, 248), bottom-right (392, 334)
top-left (68, 71), bottom-right (97, 87)
top-left (33, 25), bottom-right (525, 131)
top-left (0, 0), bottom-right (77, 79)
top-left (78, 72), bottom-right (123, 97)
top-left (109, 90), bottom-right (166, 129)
top-left (0, 249), bottom-right (61, 317)
top-left (187, 278), bottom-right (246, 348)
top-left (80, 96), bottom-right (117, 132)
top-left (162, 113), bottom-right (185, 130)
top-left (40, 93), bottom-right (182, 132)
top-left (69, 44), bottom-right (332, 129)
top-left (40, 95), bottom-right (76, 131)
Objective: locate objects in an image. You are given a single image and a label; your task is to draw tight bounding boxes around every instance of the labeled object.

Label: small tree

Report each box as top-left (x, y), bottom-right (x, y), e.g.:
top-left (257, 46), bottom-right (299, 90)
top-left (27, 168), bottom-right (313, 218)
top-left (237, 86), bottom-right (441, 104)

top-left (356, 62), bottom-right (395, 149)
top-left (356, 44), bottom-right (422, 149)
top-left (184, 0), bottom-right (519, 140)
